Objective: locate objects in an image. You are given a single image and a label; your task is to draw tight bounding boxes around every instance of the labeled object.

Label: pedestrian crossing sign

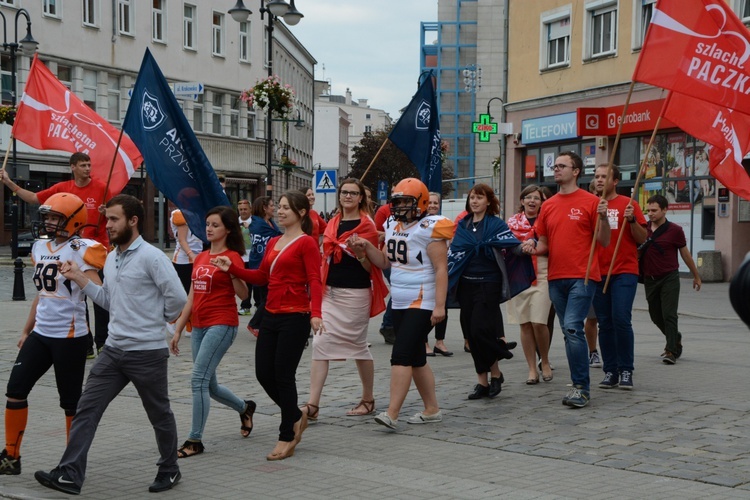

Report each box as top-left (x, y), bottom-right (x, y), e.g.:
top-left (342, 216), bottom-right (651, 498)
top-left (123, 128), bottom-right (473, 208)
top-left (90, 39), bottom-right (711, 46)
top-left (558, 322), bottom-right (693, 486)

top-left (315, 170), bottom-right (337, 193)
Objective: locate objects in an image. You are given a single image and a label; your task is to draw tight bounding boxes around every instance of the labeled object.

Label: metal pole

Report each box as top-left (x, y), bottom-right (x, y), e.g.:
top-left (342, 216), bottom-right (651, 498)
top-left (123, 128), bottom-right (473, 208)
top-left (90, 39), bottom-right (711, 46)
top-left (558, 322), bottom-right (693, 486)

top-left (10, 43), bottom-right (18, 260)
top-left (265, 10), bottom-right (274, 199)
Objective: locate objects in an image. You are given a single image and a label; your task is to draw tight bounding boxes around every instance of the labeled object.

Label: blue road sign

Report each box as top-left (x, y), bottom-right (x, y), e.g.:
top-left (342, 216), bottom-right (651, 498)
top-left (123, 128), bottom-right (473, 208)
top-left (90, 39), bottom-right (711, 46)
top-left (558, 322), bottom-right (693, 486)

top-left (377, 180), bottom-right (388, 201)
top-left (315, 170), bottom-right (337, 193)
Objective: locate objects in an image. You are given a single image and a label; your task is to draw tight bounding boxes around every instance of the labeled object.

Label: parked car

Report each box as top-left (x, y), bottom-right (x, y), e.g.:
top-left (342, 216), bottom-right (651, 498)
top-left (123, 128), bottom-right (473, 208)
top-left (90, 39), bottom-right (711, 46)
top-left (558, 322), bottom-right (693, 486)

top-left (12, 231), bottom-right (37, 257)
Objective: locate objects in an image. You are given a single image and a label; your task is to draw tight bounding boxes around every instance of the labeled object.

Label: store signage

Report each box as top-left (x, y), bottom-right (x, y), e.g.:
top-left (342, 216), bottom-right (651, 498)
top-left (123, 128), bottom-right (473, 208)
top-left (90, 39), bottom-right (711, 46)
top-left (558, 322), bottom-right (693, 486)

top-left (521, 112), bottom-right (577, 145)
top-left (577, 99), bottom-right (677, 136)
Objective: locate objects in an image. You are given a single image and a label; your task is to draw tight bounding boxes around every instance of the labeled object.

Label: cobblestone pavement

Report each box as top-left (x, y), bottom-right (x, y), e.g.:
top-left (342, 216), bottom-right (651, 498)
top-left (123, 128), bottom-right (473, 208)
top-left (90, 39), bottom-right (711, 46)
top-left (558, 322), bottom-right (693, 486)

top-left (0, 257), bottom-right (748, 499)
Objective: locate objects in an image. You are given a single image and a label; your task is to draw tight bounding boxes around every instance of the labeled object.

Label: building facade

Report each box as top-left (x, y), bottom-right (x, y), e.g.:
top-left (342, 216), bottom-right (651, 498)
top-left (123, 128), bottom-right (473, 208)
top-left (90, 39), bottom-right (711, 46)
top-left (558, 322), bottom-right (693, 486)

top-left (0, 0), bottom-right (315, 243)
top-left (504, 0), bottom-right (750, 279)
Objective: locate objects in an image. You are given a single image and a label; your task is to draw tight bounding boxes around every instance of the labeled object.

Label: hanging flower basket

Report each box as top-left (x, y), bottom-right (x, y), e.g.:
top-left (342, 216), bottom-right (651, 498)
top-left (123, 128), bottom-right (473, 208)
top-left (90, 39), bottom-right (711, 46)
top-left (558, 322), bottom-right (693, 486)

top-left (240, 76), bottom-right (295, 118)
top-left (0, 105), bottom-right (16, 125)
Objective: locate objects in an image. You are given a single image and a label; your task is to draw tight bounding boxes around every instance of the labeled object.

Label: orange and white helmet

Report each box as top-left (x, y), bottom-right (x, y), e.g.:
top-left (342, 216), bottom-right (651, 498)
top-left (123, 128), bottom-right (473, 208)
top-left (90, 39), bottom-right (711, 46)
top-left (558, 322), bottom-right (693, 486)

top-left (390, 178), bottom-right (428, 221)
top-left (33, 193), bottom-right (88, 239)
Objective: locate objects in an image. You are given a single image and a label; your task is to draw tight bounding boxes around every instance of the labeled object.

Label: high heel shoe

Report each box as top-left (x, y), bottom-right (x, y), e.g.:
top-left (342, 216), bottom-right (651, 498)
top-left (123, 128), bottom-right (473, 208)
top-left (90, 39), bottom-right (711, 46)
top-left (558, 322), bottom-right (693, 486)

top-left (266, 441), bottom-right (295, 461)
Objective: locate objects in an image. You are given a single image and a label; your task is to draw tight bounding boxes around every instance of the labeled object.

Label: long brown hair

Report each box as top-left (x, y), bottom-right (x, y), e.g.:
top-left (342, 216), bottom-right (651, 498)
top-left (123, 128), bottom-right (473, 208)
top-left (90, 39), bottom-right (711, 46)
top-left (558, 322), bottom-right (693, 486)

top-left (465, 183), bottom-right (500, 215)
top-left (281, 191), bottom-right (313, 236)
top-left (336, 178), bottom-right (368, 213)
top-left (206, 206), bottom-right (246, 256)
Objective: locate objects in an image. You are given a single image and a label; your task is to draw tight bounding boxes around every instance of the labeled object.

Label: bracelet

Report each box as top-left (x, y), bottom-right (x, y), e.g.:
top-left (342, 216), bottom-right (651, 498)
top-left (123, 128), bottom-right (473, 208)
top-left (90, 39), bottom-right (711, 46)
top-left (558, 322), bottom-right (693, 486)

top-left (357, 255), bottom-right (367, 262)
top-left (627, 217), bottom-right (636, 224)
top-left (12, 186), bottom-right (19, 193)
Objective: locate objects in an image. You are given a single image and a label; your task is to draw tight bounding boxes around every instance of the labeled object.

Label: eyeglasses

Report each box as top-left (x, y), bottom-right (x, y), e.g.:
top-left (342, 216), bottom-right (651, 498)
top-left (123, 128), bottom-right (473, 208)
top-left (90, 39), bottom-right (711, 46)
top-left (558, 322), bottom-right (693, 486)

top-left (552, 163), bottom-right (572, 171)
top-left (523, 195), bottom-right (542, 201)
top-left (340, 190), bottom-right (361, 197)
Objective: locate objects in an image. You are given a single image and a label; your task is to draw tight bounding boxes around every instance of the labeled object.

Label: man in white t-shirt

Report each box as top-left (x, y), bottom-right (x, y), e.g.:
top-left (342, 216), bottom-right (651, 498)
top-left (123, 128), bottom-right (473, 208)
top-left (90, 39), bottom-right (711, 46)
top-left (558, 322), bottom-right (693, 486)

top-left (237, 199), bottom-right (253, 315)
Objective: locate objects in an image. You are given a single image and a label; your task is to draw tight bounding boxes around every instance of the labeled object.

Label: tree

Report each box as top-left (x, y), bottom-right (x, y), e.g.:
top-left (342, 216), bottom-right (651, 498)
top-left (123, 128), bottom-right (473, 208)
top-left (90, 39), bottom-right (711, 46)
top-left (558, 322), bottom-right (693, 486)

top-left (349, 125), bottom-right (454, 198)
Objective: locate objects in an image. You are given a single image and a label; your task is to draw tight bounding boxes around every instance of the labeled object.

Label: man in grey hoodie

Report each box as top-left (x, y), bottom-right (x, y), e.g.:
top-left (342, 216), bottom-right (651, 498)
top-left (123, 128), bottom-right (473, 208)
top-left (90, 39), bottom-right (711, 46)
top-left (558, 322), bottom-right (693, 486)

top-left (35, 194), bottom-right (187, 495)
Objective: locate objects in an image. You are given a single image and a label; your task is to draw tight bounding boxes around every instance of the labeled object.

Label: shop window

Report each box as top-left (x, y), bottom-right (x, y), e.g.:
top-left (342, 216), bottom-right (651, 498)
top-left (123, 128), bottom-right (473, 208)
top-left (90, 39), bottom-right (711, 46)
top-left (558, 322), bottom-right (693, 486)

top-left (702, 205), bottom-right (715, 239)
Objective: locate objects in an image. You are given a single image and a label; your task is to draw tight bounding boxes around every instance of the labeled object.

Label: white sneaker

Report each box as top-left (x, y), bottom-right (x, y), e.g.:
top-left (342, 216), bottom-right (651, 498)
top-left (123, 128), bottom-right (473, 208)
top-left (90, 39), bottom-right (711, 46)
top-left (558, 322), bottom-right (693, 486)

top-left (407, 411), bottom-right (443, 424)
top-left (589, 351), bottom-right (602, 368)
top-left (374, 412), bottom-right (398, 429)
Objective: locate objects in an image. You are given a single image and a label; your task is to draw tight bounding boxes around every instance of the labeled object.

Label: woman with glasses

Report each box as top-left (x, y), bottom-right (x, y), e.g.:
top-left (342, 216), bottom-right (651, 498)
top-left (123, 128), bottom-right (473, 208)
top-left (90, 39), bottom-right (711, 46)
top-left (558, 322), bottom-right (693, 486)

top-left (507, 185), bottom-right (553, 384)
top-left (300, 179), bottom-right (388, 422)
top-left (448, 184), bottom-right (534, 400)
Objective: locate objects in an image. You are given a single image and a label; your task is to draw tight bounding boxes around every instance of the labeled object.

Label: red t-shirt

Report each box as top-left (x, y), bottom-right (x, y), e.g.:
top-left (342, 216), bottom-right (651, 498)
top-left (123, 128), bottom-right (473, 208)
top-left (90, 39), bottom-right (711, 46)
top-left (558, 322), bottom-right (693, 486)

top-left (229, 235), bottom-right (323, 317)
top-left (535, 188), bottom-right (603, 281)
top-left (191, 249), bottom-right (245, 327)
top-left (597, 195), bottom-right (647, 277)
top-left (37, 179), bottom-right (113, 248)
top-left (374, 204), bottom-right (390, 231)
top-left (310, 210), bottom-right (327, 242)
top-left (640, 221), bottom-right (686, 278)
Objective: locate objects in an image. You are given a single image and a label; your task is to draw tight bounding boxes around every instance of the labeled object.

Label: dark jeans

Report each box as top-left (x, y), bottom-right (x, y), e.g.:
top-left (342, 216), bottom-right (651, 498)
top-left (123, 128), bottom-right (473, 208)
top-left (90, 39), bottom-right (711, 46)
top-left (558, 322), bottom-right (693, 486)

top-left (57, 346), bottom-right (178, 488)
top-left (255, 312), bottom-right (309, 442)
top-left (593, 273), bottom-right (638, 374)
top-left (248, 285), bottom-right (268, 330)
top-left (644, 270), bottom-right (683, 357)
top-left (457, 280), bottom-right (508, 374)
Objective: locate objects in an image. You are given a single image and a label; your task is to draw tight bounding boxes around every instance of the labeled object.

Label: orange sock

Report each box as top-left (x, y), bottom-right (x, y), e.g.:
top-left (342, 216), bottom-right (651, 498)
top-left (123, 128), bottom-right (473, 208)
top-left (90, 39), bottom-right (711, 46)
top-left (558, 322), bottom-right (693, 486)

top-left (5, 401), bottom-right (28, 459)
top-left (65, 414), bottom-right (74, 443)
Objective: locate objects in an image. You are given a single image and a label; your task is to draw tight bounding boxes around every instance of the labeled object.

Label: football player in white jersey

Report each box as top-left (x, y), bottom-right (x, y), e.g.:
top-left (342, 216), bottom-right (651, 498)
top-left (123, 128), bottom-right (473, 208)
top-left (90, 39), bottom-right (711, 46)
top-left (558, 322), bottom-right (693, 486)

top-left (350, 178), bottom-right (453, 429)
top-left (0, 193), bottom-right (105, 476)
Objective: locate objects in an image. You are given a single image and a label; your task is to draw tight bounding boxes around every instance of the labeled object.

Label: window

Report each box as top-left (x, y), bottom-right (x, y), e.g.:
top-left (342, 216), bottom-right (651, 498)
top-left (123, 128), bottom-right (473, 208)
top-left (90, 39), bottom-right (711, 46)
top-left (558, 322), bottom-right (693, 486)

top-left (83, 70), bottom-right (97, 110)
top-left (632, 0), bottom-right (656, 50)
top-left (108, 75), bottom-right (121, 122)
top-left (540, 8), bottom-right (571, 70)
top-left (57, 65), bottom-right (72, 89)
top-left (230, 96), bottom-right (241, 137)
top-left (0, 0), bottom-right (16, 6)
top-left (239, 21), bottom-right (250, 62)
top-left (246, 112), bottom-right (256, 139)
top-left (587, 2), bottom-right (617, 59)
top-left (738, 0), bottom-right (750, 25)
top-left (364, 125), bottom-right (372, 133)
top-left (212, 93), bottom-right (223, 134)
top-left (83, 0), bottom-right (98, 26)
top-left (365, 113), bottom-right (371, 120)
top-left (44, 0), bottom-right (61, 18)
top-left (152, 0), bottom-right (166, 43)
top-left (184, 4), bottom-right (196, 50)
top-left (212, 12), bottom-right (225, 57)
top-left (119, 0), bottom-right (134, 36)
top-left (193, 94), bottom-right (203, 132)
top-left (1, 55), bottom-right (12, 105)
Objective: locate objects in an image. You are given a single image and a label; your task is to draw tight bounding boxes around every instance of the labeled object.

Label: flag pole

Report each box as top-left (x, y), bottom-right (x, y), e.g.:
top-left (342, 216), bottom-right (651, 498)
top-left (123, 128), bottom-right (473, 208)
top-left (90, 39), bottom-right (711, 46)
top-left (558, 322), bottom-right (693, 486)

top-left (360, 138), bottom-right (390, 183)
top-left (585, 80), bottom-right (636, 285)
top-left (0, 135), bottom-right (12, 173)
top-left (102, 127), bottom-right (126, 203)
top-left (602, 93), bottom-right (670, 292)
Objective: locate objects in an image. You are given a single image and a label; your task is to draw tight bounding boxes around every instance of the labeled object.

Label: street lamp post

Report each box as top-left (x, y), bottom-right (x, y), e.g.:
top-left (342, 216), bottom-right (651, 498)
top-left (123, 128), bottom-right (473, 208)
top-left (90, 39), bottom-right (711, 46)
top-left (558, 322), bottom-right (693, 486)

top-left (1, 8), bottom-right (38, 260)
top-left (229, 0), bottom-right (303, 199)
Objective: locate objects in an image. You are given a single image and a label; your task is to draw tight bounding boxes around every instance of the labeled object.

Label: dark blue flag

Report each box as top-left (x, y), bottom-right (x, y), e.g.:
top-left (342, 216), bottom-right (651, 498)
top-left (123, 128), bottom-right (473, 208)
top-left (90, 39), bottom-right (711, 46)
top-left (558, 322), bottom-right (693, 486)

top-left (122, 48), bottom-right (229, 243)
top-left (388, 74), bottom-right (442, 193)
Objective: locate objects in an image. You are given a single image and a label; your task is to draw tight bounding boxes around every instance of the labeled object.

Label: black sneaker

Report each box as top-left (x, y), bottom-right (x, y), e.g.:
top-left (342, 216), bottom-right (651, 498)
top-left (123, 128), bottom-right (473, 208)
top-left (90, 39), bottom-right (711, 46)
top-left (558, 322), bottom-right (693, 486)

top-left (0, 449), bottom-right (20, 475)
top-left (488, 376), bottom-right (503, 398)
top-left (379, 327), bottom-right (396, 344)
top-left (598, 372), bottom-right (619, 389)
top-left (34, 468), bottom-right (81, 495)
top-left (662, 351), bottom-right (676, 364)
top-left (149, 470), bottom-right (181, 493)
top-left (619, 370), bottom-right (634, 390)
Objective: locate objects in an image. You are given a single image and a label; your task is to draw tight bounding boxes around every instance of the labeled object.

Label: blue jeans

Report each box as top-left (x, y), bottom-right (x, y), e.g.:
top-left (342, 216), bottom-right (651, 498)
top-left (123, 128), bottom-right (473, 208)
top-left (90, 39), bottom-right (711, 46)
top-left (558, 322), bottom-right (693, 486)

top-left (548, 279), bottom-right (597, 393)
top-left (593, 273), bottom-right (638, 375)
top-left (189, 325), bottom-right (245, 440)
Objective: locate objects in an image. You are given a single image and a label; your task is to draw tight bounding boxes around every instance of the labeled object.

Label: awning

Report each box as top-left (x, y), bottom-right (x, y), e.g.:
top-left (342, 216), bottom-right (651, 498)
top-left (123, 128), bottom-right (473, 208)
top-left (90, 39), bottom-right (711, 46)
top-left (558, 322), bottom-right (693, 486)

top-left (225, 177), bottom-right (258, 185)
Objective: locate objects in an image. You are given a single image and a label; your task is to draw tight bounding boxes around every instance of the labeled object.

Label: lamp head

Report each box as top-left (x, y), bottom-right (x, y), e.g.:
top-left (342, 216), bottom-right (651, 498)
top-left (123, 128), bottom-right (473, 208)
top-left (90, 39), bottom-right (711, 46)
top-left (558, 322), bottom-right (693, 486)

top-left (229, 0), bottom-right (252, 22)
top-left (266, 0), bottom-right (290, 17)
top-left (283, 0), bottom-right (303, 25)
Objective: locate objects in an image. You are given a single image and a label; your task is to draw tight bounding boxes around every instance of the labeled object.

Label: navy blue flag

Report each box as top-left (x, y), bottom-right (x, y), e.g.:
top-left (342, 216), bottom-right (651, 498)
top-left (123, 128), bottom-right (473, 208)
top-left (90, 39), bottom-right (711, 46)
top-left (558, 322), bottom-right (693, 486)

top-left (388, 73), bottom-right (442, 193)
top-left (122, 48), bottom-right (229, 243)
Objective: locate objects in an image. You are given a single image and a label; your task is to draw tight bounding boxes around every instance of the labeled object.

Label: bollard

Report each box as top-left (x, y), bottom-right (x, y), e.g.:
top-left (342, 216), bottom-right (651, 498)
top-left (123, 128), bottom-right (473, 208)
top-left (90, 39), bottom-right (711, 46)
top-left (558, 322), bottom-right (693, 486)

top-left (12, 257), bottom-right (26, 301)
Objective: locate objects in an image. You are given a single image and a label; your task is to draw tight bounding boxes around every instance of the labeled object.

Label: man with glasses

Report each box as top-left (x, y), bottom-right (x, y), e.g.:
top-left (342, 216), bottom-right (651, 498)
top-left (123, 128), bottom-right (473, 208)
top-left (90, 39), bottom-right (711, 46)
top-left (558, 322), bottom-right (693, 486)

top-left (521, 151), bottom-right (610, 408)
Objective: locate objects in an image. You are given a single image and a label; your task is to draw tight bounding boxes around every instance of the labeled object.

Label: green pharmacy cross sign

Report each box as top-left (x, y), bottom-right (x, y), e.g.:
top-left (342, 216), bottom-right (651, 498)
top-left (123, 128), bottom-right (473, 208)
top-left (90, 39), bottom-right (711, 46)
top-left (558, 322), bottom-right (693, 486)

top-left (472, 114), bottom-right (498, 142)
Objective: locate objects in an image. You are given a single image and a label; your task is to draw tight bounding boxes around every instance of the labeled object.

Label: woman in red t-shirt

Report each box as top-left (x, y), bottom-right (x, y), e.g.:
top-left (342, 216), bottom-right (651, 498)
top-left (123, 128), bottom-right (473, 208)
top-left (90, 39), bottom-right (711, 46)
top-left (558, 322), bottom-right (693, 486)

top-left (169, 206), bottom-right (255, 459)
top-left (302, 187), bottom-right (327, 246)
top-left (212, 191), bottom-right (323, 462)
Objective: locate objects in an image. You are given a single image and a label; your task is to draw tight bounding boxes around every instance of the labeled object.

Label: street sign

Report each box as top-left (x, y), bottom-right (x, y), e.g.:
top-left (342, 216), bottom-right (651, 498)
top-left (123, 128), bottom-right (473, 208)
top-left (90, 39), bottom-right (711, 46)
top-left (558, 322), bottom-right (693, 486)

top-left (377, 180), bottom-right (388, 202)
top-left (174, 82), bottom-right (204, 96)
top-left (315, 170), bottom-right (337, 193)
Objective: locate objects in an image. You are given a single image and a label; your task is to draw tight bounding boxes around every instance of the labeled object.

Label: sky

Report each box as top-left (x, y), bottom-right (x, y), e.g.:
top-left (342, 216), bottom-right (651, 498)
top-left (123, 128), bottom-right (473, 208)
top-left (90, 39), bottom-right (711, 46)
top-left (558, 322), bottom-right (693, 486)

top-left (289, 1), bottom-right (438, 119)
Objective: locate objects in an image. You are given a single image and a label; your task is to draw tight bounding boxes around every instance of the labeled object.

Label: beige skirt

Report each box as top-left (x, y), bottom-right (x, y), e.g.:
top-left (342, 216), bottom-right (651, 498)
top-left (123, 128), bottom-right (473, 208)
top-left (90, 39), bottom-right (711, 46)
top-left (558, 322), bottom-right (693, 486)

top-left (313, 286), bottom-right (373, 361)
top-left (507, 256), bottom-right (552, 325)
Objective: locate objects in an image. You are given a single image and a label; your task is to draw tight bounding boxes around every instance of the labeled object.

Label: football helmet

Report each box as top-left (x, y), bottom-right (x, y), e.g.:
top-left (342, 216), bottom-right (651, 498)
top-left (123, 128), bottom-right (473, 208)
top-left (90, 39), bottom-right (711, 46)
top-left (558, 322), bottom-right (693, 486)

top-left (390, 178), bottom-right (429, 222)
top-left (32, 193), bottom-right (88, 239)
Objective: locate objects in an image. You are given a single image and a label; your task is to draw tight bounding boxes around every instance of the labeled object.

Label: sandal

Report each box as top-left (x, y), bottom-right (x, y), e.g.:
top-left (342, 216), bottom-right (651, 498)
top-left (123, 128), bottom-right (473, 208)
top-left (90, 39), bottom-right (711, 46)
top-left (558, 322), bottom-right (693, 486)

top-left (345, 399), bottom-right (375, 416)
top-left (240, 400), bottom-right (256, 438)
top-left (300, 403), bottom-right (319, 422)
top-left (177, 440), bottom-right (204, 458)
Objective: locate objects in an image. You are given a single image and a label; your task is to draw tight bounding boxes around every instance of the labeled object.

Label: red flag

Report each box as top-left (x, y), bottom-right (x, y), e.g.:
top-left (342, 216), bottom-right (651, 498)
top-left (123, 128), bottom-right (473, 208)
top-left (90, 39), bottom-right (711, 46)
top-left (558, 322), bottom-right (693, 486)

top-left (11, 55), bottom-right (142, 194)
top-left (633, 0), bottom-right (750, 115)
top-left (664, 92), bottom-right (750, 200)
